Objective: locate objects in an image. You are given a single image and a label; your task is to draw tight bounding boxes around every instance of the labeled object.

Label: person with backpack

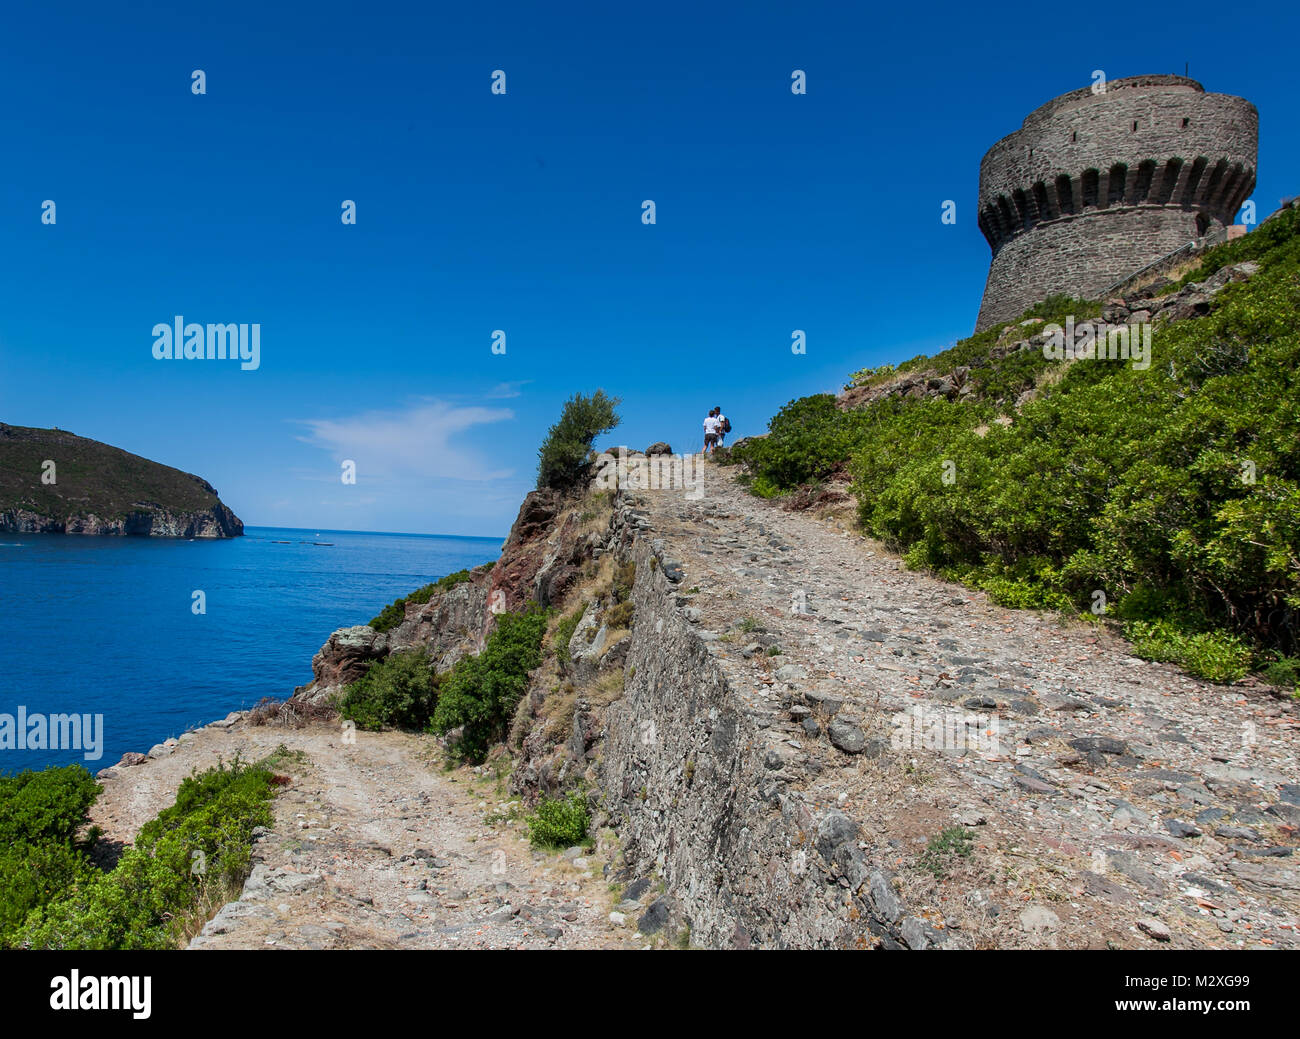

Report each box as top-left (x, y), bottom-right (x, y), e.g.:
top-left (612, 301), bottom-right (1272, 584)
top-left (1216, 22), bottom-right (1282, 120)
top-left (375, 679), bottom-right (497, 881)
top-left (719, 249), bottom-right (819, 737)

top-left (715, 406), bottom-right (731, 447)
top-left (703, 408), bottom-right (721, 455)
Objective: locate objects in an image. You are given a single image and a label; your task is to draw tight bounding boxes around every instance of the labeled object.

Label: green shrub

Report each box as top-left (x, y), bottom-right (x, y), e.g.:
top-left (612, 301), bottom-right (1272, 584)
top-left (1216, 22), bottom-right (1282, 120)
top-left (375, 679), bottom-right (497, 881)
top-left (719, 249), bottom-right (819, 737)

top-left (0, 765), bottom-right (101, 946)
top-left (339, 648), bottom-right (438, 730)
top-left (1263, 656), bottom-right (1300, 691)
top-left (19, 757), bottom-right (276, 950)
top-left (0, 764), bottom-right (100, 847)
top-left (526, 791), bottom-right (590, 848)
top-left (846, 362), bottom-right (897, 388)
top-left (431, 607), bottom-right (549, 762)
top-left (1124, 620), bottom-right (1253, 683)
top-left (537, 390), bottom-right (621, 491)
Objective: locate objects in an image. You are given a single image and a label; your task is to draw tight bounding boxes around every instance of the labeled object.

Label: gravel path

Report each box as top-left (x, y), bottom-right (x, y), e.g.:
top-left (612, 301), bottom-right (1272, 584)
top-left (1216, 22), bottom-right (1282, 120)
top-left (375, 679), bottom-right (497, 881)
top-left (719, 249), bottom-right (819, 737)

top-left (92, 722), bottom-right (638, 950)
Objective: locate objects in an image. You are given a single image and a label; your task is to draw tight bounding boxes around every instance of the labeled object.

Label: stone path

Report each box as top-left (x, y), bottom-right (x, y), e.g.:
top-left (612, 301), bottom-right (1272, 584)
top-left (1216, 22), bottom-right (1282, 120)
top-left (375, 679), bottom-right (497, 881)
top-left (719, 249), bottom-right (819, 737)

top-left (625, 461), bottom-right (1300, 949)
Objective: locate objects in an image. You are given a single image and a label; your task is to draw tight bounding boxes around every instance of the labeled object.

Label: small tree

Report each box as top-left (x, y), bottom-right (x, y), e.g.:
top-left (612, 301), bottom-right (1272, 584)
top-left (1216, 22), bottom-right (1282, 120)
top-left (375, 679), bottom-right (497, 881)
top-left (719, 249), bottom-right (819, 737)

top-left (536, 390), bottom-right (621, 491)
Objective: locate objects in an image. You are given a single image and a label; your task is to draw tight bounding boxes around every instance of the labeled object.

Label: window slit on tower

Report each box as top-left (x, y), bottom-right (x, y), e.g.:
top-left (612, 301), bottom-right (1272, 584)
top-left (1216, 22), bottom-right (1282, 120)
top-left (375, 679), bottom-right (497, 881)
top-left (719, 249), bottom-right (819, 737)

top-left (1107, 163), bottom-right (1128, 206)
top-left (1055, 174), bottom-right (1075, 215)
top-left (1082, 169), bottom-right (1099, 208)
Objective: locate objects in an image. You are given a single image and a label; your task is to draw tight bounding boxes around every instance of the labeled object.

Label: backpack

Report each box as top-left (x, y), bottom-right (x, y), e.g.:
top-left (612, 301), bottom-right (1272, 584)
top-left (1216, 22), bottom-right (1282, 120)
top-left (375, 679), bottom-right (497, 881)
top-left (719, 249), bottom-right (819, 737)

top-left (721, 416), bottom-right (731, 434)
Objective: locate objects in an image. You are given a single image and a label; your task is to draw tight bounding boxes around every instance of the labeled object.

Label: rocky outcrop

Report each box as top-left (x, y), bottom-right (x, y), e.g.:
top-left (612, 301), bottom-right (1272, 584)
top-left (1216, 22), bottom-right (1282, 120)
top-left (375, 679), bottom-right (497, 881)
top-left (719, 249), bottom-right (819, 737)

top-left (0, 502), bottom-right (243, 537)
top-left (295, 577), bottom-right (493, 703)
top-left (838, 259), bottom-right (1261, 412)
top-left (294, 626), bottom-right (391, 704)
top-left (294, 485), bottom-right (594, 703)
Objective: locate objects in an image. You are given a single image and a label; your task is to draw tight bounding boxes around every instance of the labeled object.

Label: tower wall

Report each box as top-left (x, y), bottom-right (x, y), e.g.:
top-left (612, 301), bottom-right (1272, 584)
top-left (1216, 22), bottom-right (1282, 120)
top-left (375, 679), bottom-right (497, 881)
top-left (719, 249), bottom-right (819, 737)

top-left (975, 76), bottom-right (1257, 330)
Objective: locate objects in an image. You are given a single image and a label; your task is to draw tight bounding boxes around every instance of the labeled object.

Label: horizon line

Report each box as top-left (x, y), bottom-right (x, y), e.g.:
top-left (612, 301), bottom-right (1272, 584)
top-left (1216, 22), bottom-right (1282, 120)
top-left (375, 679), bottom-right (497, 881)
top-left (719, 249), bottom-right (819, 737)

top-left (244, 524), bottom-right (507, 541)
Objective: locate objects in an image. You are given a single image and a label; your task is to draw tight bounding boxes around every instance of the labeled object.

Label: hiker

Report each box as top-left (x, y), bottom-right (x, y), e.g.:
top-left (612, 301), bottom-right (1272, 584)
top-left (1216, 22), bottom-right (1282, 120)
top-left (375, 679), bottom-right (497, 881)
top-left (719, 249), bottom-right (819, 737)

top-left (715, 406), bottom-right (731, 447)
top-left (703, 408), bottom-right (721, 455)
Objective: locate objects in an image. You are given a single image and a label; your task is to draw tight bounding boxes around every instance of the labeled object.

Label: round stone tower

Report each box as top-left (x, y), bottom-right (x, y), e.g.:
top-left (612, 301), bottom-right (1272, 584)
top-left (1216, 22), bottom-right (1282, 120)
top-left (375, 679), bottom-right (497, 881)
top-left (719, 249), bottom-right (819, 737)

top-left (975, 75), bottom-right (1257, 331)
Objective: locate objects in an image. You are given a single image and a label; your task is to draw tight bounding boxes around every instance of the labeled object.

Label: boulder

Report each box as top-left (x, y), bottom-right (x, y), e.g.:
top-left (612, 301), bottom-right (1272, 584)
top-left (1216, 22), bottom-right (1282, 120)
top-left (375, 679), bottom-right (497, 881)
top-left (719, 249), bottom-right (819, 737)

top-left (294, 625), bottom-right (389, 703)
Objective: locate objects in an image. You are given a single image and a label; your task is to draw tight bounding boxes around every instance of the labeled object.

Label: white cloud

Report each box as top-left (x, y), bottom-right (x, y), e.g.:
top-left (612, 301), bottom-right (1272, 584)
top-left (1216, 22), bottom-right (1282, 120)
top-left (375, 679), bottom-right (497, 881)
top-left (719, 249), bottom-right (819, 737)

top-left (486, 380), bottom-right (530, 399)
top-left (295, 399), bottom-right (514, 482)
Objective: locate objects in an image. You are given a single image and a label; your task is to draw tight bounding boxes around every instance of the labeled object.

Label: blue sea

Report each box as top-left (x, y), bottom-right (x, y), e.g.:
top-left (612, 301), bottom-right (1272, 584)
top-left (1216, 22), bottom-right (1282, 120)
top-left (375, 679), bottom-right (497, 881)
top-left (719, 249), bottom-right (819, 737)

top-left (0, 526), bottom-right (503, 774)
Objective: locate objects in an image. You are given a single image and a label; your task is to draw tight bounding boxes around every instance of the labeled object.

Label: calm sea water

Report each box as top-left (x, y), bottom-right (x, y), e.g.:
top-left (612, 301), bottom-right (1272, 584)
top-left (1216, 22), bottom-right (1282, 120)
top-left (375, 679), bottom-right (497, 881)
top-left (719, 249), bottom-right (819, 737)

top-left (0, 526), bottom-right (503, 774)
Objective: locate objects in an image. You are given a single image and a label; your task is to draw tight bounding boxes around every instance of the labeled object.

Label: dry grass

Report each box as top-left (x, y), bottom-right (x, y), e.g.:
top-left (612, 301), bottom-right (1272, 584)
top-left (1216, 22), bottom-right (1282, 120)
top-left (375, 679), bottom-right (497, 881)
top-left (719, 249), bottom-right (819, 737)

top-left (247, 697), bottom-right (336, 728)
top-left (589, 668), bottom-right (625, 705)
top-left (175, 877), bottom-right (247, 947)
top-left (544, 685), bottom-right (580, 741)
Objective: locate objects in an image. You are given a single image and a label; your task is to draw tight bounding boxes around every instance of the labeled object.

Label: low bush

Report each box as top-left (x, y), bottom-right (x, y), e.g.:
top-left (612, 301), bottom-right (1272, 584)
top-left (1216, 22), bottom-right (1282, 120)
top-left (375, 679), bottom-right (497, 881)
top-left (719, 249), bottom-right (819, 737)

top-left (338, 649), bottom-right (438, 731)
top-left (0, 766), bottom-right (101, 946)
top-left (18, 756), bottom-right (277, 949)
top-left (1123, 620), bottom-right (1252, 683)
top-left (431, 607), bottom-right (549, 762)
top-left (526, 791), bottom-right (590, 848)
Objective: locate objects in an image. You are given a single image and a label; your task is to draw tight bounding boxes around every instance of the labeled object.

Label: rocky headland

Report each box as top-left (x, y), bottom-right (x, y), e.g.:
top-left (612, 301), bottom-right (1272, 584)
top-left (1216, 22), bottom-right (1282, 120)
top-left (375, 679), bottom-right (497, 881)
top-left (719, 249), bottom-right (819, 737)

top-left (0, 423), bottom-right (243, 537)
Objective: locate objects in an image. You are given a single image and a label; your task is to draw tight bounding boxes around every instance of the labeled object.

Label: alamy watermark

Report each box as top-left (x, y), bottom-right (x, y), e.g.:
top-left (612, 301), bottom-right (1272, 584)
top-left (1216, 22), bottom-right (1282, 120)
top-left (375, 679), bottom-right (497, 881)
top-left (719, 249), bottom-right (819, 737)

top-left (890, 704), bottom-right (1000, 756)
top-left (152, 316), bottom-right (261, 370)
top-left (1041, 316), bottom-right (1151, 370)
top-left (0, 706), bottom-right (104, 761)
top-left (593, 447), bottom-right (704, 500)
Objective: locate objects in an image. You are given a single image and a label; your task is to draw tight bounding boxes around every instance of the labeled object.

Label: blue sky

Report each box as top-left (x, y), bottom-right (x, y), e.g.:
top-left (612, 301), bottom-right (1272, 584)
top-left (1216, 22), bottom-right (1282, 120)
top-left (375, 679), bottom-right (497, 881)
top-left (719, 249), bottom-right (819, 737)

top-left (2, 0), bottom-right (1296, 536)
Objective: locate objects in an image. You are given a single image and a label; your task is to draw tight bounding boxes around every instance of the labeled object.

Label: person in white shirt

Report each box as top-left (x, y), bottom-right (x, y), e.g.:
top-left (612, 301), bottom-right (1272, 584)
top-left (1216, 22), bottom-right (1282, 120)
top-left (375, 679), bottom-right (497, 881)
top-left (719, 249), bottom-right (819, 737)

top-left (703, 409), bottom-right (721, 454)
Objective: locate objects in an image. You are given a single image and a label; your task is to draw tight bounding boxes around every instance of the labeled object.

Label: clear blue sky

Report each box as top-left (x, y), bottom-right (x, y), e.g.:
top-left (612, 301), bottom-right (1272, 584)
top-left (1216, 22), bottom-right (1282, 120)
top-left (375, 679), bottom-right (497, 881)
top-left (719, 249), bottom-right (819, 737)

top-left (2, 0), bottom-right (1295, 535)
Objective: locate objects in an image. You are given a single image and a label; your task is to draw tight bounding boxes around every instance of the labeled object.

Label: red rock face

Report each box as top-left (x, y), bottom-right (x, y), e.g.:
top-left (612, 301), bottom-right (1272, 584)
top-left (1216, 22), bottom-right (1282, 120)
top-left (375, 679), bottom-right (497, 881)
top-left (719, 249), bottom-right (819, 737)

top-left (294, 626), bottom-right (390, 703)
top-left (488, 488), bottom-right (587, 614)
top-left (295, 485), bottom-right (594, 701)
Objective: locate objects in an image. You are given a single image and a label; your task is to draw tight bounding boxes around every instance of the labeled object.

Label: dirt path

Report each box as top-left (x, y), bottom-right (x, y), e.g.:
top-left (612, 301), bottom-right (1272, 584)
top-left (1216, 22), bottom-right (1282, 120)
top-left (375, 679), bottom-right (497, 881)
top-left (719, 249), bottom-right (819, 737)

top-left (92, 721), bottom-right (639, 950)
top-left (624, 460), bottom-right (1300, 948)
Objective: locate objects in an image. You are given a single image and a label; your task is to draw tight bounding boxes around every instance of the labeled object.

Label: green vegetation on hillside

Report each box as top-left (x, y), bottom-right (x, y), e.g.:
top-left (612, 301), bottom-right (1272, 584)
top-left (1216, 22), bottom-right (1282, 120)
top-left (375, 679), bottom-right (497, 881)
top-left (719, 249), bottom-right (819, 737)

top-left (734, 206), bottom-right (1300, 684)
top-left (0, 423), bottom-right (237, 526)
top-left (537, 390), bottom-right (621, 491)
top-left (343, 604), bottom-right (550, 762)
top-left (432, 606), bottom-right (549, 762)
top-left (6, 756), bottom-right (279, 949)
top-left (0, 766), bottom-right (101, 944)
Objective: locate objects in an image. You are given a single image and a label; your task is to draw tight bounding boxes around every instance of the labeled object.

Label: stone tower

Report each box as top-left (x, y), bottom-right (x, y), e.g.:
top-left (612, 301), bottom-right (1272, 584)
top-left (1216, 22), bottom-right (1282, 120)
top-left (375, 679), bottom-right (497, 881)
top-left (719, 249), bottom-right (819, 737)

top-left (975, 75), bottom-right (1257, 331)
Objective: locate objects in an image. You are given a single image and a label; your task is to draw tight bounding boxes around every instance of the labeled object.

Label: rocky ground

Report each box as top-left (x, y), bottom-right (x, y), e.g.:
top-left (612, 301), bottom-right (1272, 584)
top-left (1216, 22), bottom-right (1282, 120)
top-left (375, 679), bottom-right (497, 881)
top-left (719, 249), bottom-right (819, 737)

top-left (622, 460), bottom-right (1300, 949)
top-left (91, 720), bottom-right (642, 950)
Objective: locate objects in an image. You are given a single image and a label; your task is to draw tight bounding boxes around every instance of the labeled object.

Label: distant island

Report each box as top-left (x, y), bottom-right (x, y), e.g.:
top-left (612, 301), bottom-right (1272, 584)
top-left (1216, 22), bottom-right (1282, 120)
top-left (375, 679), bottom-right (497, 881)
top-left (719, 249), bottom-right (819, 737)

top-left (0, 423), bottom-right (243, 537)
